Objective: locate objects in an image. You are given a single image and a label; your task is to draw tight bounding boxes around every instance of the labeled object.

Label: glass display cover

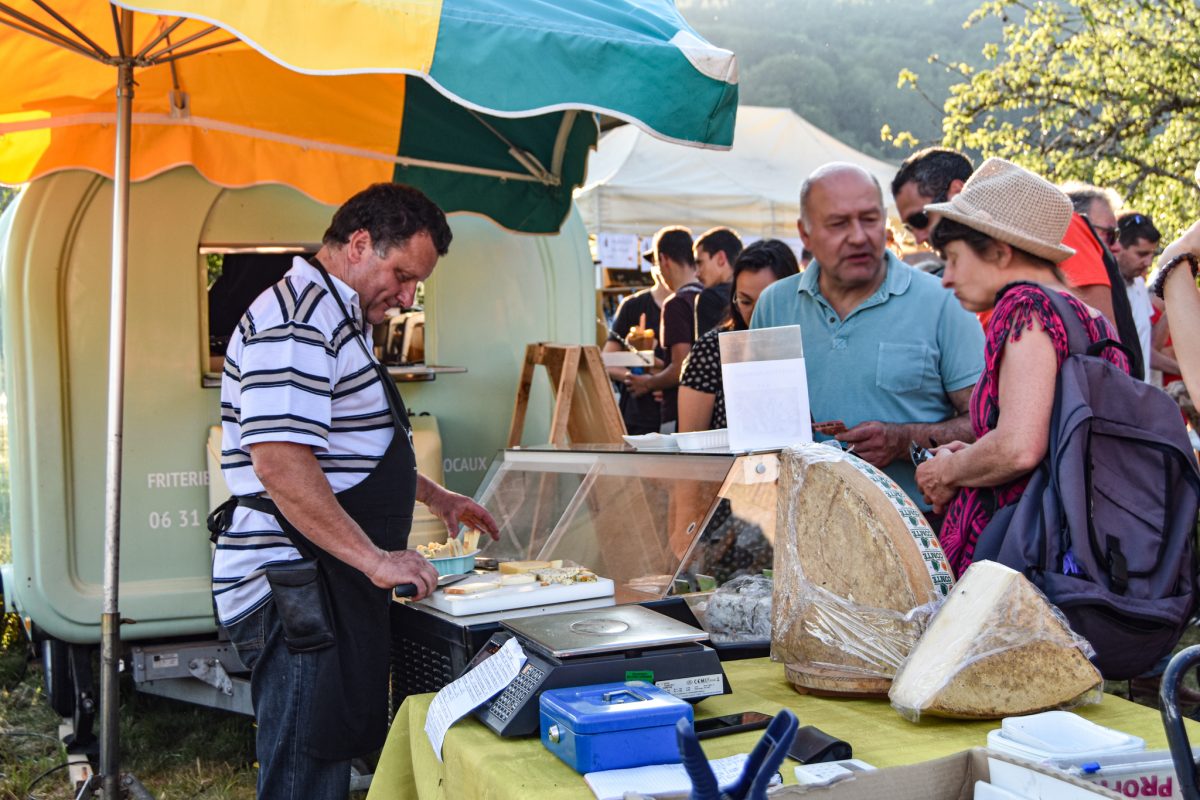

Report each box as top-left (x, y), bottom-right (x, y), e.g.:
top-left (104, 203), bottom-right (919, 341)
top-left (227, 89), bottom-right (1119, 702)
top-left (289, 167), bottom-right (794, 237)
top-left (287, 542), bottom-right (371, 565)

top-left (475, 447), bottom-right (780, 603)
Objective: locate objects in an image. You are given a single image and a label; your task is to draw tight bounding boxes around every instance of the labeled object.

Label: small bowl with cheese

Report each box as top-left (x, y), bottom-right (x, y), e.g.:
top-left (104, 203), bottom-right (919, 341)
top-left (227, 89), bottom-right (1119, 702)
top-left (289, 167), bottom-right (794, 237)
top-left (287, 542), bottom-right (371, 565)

top-left (416, 529), bottom-right (482, 576)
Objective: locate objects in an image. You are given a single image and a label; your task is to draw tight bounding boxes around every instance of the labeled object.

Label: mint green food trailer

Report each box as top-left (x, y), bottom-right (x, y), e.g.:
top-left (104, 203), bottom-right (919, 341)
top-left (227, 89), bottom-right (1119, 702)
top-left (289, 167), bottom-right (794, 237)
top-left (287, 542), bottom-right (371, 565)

top-left (0, 167), bottom-right (594, 725)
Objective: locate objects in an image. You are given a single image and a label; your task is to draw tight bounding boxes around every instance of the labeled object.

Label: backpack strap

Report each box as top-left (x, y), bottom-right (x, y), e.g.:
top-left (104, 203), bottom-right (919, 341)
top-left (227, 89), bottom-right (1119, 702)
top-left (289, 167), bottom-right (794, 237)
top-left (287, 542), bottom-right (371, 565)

top-left (1039, 285), bottom-right (1136, 364)
top-left (1039, 287), bottom-right (1136, 593)
top-left (1080, 216), bottom-right (1146, 378)
top-left (1038, 285), bottom-right (1092, 357)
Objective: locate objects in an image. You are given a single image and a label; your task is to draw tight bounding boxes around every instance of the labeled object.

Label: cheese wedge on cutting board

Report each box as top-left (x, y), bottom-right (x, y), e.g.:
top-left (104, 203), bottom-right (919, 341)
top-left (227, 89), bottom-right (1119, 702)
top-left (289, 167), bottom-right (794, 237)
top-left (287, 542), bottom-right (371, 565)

top-left (444, 581), bottom-right (500, 596)
top-left (498, 559), bottom-right (562, 574)
top-left (889, 560), bottom-right (1102, 720)
top-left (772, 444), bottom-right (954, 696)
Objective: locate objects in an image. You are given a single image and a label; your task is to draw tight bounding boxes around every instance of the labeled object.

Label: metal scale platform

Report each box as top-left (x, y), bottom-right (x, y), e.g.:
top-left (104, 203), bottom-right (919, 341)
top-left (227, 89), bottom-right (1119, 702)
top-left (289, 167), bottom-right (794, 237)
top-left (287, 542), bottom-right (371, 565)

top-left (468, 605), bottom-right (730, 737)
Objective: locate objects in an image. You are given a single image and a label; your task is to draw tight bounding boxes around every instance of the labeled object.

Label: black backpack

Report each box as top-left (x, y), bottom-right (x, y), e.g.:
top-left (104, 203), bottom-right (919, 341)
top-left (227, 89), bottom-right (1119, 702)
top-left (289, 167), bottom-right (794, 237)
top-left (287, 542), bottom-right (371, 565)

top-left (973, 285), bottom-right (1200, 680)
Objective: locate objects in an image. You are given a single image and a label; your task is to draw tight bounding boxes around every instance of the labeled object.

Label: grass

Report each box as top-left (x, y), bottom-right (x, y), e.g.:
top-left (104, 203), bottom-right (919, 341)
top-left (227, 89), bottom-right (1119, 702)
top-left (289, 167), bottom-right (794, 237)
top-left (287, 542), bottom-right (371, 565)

top-left (1, 389), bottom-right (261, 799)
top-left (0, 638), bottom-right (259, 800)
top-left (0, 591), bottom-right (261, 800)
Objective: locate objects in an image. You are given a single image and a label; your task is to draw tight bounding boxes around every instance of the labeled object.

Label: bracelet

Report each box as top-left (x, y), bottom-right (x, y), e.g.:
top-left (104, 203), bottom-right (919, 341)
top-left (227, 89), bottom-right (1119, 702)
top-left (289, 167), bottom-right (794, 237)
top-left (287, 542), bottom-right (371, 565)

top-left (1151, 252), bottom-right (1199, 299)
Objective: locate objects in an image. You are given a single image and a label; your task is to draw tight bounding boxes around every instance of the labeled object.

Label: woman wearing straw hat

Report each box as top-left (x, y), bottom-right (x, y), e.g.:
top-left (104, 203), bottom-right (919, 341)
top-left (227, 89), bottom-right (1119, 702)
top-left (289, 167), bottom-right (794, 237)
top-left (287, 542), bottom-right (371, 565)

top-left (914, 158), bottom-right (1130, 576)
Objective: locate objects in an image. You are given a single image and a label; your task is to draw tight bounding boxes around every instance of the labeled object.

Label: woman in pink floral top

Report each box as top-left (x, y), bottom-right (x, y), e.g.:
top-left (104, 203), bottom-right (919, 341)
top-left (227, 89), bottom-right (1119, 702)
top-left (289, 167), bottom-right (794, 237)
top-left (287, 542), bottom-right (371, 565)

top-left (912, 158), bottom-right (1130, 577)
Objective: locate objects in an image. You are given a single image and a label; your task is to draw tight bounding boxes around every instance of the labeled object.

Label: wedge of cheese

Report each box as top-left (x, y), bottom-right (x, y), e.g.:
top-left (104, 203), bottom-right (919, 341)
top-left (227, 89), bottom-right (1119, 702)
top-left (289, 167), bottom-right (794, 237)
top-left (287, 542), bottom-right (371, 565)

top-left (462, 528), bottom-right (482, 553)
top-left (889, 561), bottom-right (1102, 720)
top-left (499, 559), bottom-right (562, 574)
top-left (534, 567), bottom-right (597, 585)
top-left (444, 580), bottom-right (500, 596)
top-left (772, 444), bottom-right (954, 696)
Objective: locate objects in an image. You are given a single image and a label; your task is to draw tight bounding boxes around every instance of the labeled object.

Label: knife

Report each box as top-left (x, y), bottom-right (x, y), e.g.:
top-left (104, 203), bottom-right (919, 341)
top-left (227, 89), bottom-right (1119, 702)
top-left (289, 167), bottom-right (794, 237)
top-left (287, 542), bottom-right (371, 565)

top-left (394, 572), bottom-right (471, 598)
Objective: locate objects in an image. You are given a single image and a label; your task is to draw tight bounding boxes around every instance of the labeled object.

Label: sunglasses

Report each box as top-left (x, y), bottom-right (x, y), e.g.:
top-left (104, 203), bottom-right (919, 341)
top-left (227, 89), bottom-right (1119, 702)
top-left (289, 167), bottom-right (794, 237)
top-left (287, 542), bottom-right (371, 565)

top-left (1119, 213), bottom-right (1147, 229)
top-left (903, 191), bottom-right (949, 234)
top-left (903, 211), bottom-right (932, 233)
top-left (1093, 224), bottom-right (1118, 248)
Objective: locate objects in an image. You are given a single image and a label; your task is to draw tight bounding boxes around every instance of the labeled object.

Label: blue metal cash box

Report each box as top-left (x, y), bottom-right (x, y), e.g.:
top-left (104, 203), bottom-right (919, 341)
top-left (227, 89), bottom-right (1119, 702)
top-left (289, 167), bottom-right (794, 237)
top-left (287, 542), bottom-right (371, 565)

top-left (539, 681), bottom-right (693, 773)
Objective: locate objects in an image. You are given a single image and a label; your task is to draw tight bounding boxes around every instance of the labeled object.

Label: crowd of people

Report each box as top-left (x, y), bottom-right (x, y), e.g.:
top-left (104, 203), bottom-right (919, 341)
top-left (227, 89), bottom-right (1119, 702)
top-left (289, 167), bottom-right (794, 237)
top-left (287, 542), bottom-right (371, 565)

top-left (605, 148), bottom-right (1200, 552)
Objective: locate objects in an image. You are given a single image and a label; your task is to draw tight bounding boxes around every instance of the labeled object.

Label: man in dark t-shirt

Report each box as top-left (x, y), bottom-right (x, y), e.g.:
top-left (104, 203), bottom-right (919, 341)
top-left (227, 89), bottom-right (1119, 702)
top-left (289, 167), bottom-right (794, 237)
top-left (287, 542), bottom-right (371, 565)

top-left (626, 227), bottom-right (702, 431)
top-left (605, 283), bottom-right (666, 434)
top-left (693, 227), bottom-right (742, 336)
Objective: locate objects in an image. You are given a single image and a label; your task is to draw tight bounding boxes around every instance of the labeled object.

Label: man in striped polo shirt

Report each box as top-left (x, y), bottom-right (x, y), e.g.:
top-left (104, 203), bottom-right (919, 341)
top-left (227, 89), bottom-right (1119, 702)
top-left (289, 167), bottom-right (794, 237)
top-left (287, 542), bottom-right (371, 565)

top-left (212, 183), bottom-right (497, 799)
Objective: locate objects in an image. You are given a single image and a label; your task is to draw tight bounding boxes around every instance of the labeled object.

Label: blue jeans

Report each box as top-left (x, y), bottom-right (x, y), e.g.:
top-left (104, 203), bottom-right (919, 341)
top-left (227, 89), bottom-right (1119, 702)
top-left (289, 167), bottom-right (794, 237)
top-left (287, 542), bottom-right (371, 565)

top-left (227, 600), bottom-right (350, 800)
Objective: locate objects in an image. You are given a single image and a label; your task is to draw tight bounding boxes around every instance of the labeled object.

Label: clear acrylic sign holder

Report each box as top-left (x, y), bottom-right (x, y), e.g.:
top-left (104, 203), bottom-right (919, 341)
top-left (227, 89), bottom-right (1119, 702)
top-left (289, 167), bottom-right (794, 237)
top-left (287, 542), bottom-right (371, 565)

top-left (719, 325), bottom-right (812, 451)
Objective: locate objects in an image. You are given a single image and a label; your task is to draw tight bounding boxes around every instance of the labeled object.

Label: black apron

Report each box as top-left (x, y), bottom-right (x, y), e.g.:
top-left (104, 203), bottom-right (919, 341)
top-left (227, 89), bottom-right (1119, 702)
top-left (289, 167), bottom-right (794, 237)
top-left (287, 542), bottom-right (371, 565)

top-left (241, 260), bottom-right (417, 761)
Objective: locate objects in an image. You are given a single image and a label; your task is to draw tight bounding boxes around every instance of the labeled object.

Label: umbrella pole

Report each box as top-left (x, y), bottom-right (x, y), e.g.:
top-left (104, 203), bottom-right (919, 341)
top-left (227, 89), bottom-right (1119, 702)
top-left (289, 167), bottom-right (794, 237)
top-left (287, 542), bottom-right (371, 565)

top-left (100, 45), bottom-right (135, 800)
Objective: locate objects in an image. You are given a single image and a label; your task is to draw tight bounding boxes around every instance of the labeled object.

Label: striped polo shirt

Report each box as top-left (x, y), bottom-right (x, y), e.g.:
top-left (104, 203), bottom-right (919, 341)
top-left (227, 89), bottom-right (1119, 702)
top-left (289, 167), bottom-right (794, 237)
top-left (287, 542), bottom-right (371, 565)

top-left (212, 257), bottom-right (397, 626)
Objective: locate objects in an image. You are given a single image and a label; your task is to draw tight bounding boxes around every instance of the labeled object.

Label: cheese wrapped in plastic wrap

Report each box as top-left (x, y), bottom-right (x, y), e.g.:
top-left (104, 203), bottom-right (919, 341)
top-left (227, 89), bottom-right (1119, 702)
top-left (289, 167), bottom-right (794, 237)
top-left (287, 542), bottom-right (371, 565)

top-left (772, 444), bottom-right (955, 696)
top-left (702, 574), bottom-right (773, 643)
top-left (889, 560), bottom-right (1102, 721)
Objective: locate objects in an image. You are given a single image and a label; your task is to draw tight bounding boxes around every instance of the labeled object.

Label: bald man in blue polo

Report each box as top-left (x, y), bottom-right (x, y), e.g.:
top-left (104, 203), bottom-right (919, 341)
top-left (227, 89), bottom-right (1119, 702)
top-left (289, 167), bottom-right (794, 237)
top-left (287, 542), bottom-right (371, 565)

top-left (751, 163), bottom-right (984, 511)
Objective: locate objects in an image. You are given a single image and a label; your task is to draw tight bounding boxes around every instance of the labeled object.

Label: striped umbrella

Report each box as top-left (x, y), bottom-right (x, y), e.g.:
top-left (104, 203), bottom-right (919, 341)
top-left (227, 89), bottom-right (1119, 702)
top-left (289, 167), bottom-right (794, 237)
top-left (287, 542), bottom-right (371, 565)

top-left (0, 3), bottom-right (738, 796)
top-left (0, 0), bottom-right (739, 232)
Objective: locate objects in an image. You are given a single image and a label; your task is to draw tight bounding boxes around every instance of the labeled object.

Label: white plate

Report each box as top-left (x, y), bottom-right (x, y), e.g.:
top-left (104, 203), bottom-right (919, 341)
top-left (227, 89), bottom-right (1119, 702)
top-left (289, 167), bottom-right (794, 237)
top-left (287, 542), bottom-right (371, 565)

top-left (601, 351), bottom-right (655, 368)
top-left (622, 433), bottom-right (679, 451)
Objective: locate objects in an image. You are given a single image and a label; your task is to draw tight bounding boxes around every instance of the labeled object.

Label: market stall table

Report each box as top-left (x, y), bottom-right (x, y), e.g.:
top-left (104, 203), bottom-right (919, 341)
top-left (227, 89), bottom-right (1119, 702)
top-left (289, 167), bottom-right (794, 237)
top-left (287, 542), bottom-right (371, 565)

top-left (367, 657), bottom-right (1197, 798)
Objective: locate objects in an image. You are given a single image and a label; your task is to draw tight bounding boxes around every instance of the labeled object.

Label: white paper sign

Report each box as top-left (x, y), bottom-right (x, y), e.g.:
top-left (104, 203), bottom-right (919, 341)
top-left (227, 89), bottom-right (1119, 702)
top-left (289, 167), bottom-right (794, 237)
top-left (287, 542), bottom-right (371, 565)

top-left (721, 357), bottom-right (813, 451)
top-left (424, 637), bottom-right (526, 761)
top-left (597, 233), bottom-right (640, 270)
top-left (584, 753), bottom-right (776, 800)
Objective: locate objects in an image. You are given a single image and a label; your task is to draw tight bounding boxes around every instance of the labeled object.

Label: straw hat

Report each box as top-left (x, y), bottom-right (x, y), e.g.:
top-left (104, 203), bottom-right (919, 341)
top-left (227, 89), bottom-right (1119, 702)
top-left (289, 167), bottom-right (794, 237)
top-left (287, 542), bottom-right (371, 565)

top-left (924, 157), bottom-right (1076, 263)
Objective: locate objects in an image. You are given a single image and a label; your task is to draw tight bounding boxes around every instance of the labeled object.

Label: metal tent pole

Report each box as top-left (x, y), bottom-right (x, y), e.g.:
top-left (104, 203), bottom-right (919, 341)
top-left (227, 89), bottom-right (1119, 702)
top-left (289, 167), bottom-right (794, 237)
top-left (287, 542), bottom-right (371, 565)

top-left (100, 10), bottom-right (135, 799)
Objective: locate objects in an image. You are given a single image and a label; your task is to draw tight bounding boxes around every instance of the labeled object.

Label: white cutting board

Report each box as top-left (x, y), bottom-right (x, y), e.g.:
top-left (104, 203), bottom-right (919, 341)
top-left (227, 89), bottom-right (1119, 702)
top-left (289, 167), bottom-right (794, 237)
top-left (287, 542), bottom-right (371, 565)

top-left (418, 575), bottom-right (615, 616)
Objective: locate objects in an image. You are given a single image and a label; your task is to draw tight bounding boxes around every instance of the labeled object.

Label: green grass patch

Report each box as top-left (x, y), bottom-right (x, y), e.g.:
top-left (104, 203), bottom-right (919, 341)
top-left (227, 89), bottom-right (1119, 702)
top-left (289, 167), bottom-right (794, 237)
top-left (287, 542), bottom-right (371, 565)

top-left (0, 657), bottom-right (260, 800)
top-left (1, 669), bottom-right (72, 800)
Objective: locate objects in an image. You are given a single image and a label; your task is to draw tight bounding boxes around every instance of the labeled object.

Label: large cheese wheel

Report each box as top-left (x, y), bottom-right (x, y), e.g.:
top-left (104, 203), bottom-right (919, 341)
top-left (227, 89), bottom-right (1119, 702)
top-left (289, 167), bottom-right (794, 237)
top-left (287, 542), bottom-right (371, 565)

top-left (889, 561), bottom-right (1102, 720)
top-left (772, 444), bottom-right (954, 696)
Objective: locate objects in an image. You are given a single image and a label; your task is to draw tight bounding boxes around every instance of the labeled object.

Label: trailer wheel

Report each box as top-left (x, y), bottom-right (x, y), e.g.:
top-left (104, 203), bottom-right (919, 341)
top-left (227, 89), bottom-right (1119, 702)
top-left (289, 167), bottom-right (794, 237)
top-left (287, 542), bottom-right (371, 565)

top-left (40, 638), bottom-right (75, 717)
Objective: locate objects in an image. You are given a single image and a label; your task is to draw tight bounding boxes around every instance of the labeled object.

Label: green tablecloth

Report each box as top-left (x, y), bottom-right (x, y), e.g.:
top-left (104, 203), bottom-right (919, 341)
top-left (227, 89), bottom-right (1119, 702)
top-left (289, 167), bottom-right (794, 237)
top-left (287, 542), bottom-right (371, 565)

top-left (367, 657), bottom-right (1193, 799)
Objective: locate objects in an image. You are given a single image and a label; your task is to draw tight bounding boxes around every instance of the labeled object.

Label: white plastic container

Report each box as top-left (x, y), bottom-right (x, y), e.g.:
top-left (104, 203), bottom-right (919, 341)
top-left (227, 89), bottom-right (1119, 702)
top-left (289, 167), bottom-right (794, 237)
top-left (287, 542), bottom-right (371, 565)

top-left (672, 428), bottom-right (729, 452)
top-left (986, 711), bottom-right (1145, 763)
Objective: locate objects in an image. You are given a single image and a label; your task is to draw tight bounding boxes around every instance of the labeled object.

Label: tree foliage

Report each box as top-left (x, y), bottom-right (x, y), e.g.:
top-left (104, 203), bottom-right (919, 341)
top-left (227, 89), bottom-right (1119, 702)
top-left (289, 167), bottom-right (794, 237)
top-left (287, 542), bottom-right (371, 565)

top-left (911, 0), bottom-right (1200, 235)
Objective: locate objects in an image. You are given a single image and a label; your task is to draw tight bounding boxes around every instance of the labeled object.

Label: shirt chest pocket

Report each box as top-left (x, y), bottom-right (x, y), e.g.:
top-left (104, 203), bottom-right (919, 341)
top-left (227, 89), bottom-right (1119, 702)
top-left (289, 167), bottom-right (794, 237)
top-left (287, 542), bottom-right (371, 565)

top-left (876, 343), bottom-right (935, 394)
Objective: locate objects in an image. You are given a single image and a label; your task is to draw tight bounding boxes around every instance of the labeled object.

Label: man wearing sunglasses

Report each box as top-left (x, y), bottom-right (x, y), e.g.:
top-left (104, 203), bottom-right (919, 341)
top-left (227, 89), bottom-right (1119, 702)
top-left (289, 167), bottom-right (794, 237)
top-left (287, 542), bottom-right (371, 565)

top-left (893, 149), bottom-right (1141, 364)
top-left (891, 148), bottom-right (973, 248)
top-left (1060, 183), bottom-right (1146, 379)
top-left (1057, 183), bottom-right (1121, 325)
top-left (1115, 212), bottom-right (1175, 382)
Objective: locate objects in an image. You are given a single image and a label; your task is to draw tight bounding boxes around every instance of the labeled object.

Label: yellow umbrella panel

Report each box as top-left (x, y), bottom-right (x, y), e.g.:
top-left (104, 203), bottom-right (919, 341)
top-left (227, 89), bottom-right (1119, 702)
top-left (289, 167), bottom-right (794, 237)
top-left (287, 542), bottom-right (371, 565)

top-left (0, 0), bottom-right (739, 231)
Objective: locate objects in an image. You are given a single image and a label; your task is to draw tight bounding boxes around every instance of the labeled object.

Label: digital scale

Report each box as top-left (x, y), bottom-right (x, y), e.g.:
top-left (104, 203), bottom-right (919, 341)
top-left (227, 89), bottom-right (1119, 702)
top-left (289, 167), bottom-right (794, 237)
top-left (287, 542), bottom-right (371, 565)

top-left (466, 605), bottom-right (730, 737)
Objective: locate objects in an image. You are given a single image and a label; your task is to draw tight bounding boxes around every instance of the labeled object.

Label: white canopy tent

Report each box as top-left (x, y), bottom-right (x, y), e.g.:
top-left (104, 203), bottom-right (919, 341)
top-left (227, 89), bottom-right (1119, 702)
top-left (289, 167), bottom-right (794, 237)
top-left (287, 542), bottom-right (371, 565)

top-left (576, 105), bottom-right (899, 248)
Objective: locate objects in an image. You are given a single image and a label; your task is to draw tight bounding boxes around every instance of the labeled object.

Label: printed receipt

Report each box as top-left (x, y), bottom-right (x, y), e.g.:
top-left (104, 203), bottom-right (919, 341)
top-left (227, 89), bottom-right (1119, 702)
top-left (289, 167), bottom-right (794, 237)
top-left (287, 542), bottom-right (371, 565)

top-left (424, 637), bottom-right (527, 761)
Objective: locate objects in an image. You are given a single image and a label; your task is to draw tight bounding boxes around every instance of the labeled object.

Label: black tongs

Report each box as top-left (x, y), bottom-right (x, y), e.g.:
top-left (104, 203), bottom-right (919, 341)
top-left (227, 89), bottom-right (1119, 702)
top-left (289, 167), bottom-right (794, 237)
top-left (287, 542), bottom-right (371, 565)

top-left (677, 709), bottom-right (798, 799)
